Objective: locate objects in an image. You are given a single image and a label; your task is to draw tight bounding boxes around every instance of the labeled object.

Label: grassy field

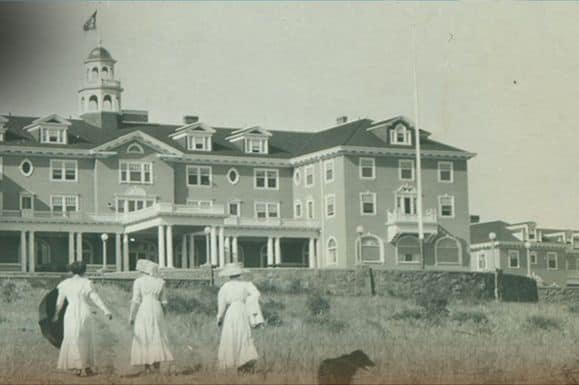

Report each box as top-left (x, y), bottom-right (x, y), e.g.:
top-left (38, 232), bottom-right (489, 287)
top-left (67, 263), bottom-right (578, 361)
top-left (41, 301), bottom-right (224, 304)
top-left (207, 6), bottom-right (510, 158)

top-left (0, 279), bottom-right (578, 384)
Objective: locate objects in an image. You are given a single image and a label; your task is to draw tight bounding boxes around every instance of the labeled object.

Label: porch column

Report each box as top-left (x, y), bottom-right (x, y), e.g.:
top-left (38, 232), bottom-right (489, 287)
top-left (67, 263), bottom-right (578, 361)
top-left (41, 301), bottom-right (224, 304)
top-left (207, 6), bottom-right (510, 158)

top-left (101, 235), bottom-right (108, 270)
top-left (274, 237), bottom-right (282, 265)
top-left (76, 232), bottom-right (83, 262)
top-left (210, 226), bottom-right (217, 266)
top-left (68, 232), bottom-right (75, 265)
top-left (316, 238), bottom-right (321, 268)
top-left (28, 231), bottom-right (35, 273)
top-left (267, 237), bottom-right (274, 266)
top-left (181, 234), bottom-right (187, 269)
top-left (189, 234), bottom-right (195, 268)
top-left (224, 236), bottom-right (231, 264)
top-left (166, 225), bottom-right (174, 268)
top-left (115, 233), bottom-right (122, 272)
top-left (218, 227), bottom-right (225, 267)
top-left (308, 238), bottom-right (316, 268)
top-left (158, 225), bottom-right (166, 268)
top-left (232, 237), bottom-right (238, 263)
top-left (123, 234), bottom-right (129, 271)
top-left (205, 231), bottom-right (210, 266)
top-left (20, 231), bottom-right (27, 272)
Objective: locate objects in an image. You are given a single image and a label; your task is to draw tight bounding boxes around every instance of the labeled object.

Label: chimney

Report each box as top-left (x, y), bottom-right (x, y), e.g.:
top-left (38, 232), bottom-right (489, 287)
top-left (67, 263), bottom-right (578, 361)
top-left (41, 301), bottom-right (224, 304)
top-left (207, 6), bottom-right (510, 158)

top-left (336, 116), bottom-right (348, 125)
top-left (470, 215), bottom-right (480, 224)
top-left (183, 115), bottom-right (199, 125)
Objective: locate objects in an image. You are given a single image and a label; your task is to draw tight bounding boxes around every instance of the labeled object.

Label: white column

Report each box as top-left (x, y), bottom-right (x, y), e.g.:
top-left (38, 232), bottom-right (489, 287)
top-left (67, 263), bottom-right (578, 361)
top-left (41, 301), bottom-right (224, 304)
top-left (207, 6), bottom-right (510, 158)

top-left (267, 237), bottom-right (274, 266)
top-left (232, 237), bottom-right (238, 263)
top-left (210, 226), bottom-right (218, 266)
top-left (123, 234), bottom-right (129, 271)
top-left (68, 232), bottom-right (75, 265)
top-left (166, 225), bottom-right (174, 268)
top-left (28, 231), bottom-right (35, 273)
top-left (218, 227), bottom-right (225, 267)
top-left (224, 236), bottom-right (230, 264)
top-left (308, 238), bottom-right (316, 268)
top-left (205, 232), bottom-right (210, 266)
top-left (189, 234), bottom-right (195, 268)
top-left (20, 231), bottom-right (27, 272)
top-left (316, 238), bottom-right (321, 268)
top-left (158, 225), bottom-right (166, 268)
top-left (274, 237), bottom-right (282, 265)
top-left (102, 237), bottom-right (108, 270)
top-left (76, 232), bottom-right (83, 262)
top-left (115, 233), bottom-right (122, 272)
top-left (181, 234), bottom-right (188, 269)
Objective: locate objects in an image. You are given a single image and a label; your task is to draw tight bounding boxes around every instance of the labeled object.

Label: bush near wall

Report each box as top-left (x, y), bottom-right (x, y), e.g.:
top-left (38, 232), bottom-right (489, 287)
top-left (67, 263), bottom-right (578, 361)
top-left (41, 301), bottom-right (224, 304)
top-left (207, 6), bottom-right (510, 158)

top-left (500, 272), bottom-right (538, 302)
top-left (538, 287), bottom-right (579, 303)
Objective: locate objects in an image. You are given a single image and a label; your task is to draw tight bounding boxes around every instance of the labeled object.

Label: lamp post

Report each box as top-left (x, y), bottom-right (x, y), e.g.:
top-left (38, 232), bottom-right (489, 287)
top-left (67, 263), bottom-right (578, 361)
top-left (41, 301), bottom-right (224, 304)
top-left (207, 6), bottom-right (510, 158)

top-left (524, 241), bottom-right (531, 277)
top-left (489, 232), bottom-right (497, 268)
top-left (356, 225), bottom-right (364, 264)
top-left (100, 233), bottom-right (109, 271)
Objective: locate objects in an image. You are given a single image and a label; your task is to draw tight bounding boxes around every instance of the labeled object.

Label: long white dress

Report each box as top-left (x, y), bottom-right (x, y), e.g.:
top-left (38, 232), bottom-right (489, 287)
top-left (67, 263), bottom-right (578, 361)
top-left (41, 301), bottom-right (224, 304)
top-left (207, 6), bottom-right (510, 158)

top-left (130, 275), bottom-right (174, 366)
top-left (217, 280), bottom-right (260, 370)
top-left (56, 275), bottom-right (110, 370)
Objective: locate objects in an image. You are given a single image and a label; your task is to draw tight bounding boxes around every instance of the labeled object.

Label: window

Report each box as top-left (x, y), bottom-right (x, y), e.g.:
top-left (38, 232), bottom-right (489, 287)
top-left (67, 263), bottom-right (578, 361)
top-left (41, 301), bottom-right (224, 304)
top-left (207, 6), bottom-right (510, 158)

top-left (120, 161), bottom-right (152, 184)
top-left (547, 252), bottom-right (558, 270)
top-left (359, 158), bottom-right (375, 179)
top-left (390, 124), bottom-right (412, 145)
top-left (438, 195), bottom-right (455, 218)
top-left (187, 135), bottom-right (211, 151)
top-left (438, 161), bottom-right (454, 183)
top-left (325, 194), bottom-right (336, 218)
top-left (20, 193), bottom-right (34, 210)
top-left (529, 251), bottom-right (538, 265)
top-left (478, 253), bottom-right (487, 270)
top-left (50, 160), bottom-right (77, 182)
top-left (116, 198), bottom-right (155, 213)
top-left (187, 200), bottom-right (213, 209)
top-left (327, 237), bottom-right (337, 265)
top-left (324, 159), bottom-right (335, 183)
top-left (244, 137), bottom-right (268, 154)
top-left (294, 200), bottom-right (302, 218)
top-left (306, 199), bottom-right (314, 219)
top-left (305, 165), bottom-right (314, 187)
top-left (395, 185), bottom-right (417, 215)
top-left (255, 202), bottom-right (279, 219)
top-left (40, 127), bottom-right (67, 144)
top-left (360, 192), bottom-right (376, 215)
top-left (187, 165), bottom-right (211, 187)
top-left (357, 234), bottom-right (383, 263)
top-left (51, 195), bottom-right (78, 213)
top-left (0, 157), bottom-right (3, 180)
top-left (20, 159), bottom-right (34, 176)
top-left (228, 201), bottom-right (240, 217)
top-left (397, 236), bottom-right (420, 263)
top-left (227, 168), bottom-right (240, 184)
top-left (435, 236), bottom-right (461, 265)
top-left (254, 169), bottom-right (278, 190)
top-left (293, 169), bottom-right (301, 186)
top-left (508, 250), bottom-right (520, 268)
top-left (399, 159), bottom-right (414, 181)
top-left (127, 143), bottom-right (144, 154)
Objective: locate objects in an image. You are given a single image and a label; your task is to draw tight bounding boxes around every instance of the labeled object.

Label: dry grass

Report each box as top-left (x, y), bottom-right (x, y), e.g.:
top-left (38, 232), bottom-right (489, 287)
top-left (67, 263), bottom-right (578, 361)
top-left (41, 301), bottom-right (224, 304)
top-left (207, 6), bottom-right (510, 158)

top-left (0, 280), bottom-right (578, 384)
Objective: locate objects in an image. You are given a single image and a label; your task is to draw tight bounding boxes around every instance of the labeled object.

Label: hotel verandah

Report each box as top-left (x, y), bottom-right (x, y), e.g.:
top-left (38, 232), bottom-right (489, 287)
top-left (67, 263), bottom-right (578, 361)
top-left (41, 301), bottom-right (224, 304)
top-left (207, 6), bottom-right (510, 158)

top-left (0, 46), bottom-right (475, 273)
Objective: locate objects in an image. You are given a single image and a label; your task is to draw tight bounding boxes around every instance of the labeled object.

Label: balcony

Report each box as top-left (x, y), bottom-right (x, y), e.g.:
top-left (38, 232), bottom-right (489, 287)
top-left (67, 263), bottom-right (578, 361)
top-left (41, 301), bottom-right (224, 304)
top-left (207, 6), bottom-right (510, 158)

top-left (85, 79), bottom-right (122, 89)
top-left (110, 202), bottom-right (226, 224)
top-left (224, 216), bottom-right (320, 229)
top-left (385, 209), bottom-right (438, 243)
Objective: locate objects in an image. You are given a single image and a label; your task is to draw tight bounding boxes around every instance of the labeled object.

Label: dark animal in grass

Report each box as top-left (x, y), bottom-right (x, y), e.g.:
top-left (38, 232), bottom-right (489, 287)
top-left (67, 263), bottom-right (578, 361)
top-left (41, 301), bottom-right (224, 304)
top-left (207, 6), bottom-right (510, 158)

top-left (318, 350), bottom-right (375, 385)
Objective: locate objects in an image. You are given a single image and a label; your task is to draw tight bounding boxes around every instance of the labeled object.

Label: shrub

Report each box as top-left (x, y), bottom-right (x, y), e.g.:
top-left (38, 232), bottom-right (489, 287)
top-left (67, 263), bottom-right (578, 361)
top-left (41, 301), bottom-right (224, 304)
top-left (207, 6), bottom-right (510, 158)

top-left (416, 289), bottom-right (449, 318)
top-left (304, 315), bottom-right (346, 333)
top-left (306, 291), bottom-right (330, 318)
top-left (451, 310), bottom-right (489, 325)
top-left (568, 303), bottom-right (579, 313)
top-left (166, 290), bottom-right (216, 316)
top-left (261, 298), bottom-right (285, 327)
top-left (390, 308), bottom-right (423, 321)
top-left (0, 280), bottom-right (32, 303)
top-left (525, 315), bottom-right (562, 331)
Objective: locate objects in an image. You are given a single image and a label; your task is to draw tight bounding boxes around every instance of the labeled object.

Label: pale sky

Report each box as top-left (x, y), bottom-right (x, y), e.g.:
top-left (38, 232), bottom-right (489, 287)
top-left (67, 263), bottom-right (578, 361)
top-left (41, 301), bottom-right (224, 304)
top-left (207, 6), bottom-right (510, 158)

top-left (0, 2), bottom-right (577, 228)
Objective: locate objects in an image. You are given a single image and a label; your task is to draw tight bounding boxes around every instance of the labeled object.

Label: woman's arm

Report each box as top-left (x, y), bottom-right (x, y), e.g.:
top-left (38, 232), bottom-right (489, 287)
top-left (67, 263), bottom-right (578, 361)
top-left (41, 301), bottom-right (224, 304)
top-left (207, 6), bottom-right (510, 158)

top-left (128, 279), bottom-right (142, 324)
top-left (88, 281), bottom-right (112, 320)
top-left (216, 286), bottom-right (226, 327)
top-left (52, 287), bottom-right (65, 322)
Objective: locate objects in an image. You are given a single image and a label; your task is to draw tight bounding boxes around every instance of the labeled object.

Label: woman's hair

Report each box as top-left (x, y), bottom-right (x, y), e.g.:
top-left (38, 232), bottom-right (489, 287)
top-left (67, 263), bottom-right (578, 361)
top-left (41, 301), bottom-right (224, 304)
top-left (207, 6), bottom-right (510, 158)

top-left (69, 260), bottom-right (87, 275)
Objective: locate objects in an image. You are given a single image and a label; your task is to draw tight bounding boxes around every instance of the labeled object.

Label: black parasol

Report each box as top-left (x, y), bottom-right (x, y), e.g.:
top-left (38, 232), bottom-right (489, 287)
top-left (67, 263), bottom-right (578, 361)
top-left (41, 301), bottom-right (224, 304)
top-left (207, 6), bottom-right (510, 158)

top-left (38, 288), bottom-right (68, 349)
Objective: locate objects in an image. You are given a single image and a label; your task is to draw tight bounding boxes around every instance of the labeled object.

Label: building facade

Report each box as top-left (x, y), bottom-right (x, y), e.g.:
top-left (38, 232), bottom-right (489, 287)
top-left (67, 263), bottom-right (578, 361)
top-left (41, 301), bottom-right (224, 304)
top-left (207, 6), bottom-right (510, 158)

top-left (470, 220), bottom-right (579, 287)
top-left (0, 46), bottom-right (475, 273)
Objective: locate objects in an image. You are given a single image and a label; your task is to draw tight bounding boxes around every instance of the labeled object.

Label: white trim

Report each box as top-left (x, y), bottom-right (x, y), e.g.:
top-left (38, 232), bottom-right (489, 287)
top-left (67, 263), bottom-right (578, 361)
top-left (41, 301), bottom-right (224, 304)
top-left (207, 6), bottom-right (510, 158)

top-left (40, 126), bottom-right (68, 145)
top-left (50, 194), bottom-right (79, 213)
top-left (508, 249), bottom-right (520, 269)
top-left (186, 134), bottom-right (212, 152)
top-left (294, 200), bottom-right (303, 219)
top-left (126, 143), bottom-right (144, 154)
top-left (396, 235), bottom-right (421, 264)
top-left (186, 199), bottom-right (214, 209)
top-left (49, 159), bottom-right (78, 182)
top-left (529, 250), bottom-right (538, 265)
top-left (19, 159), bottom-right (34, 177)
top-left (434, 236), bottom-right (462, 265)
top-left (228, 201), bottom-right (241, 217)
top-left (19, 192), bottom-right (34, 211)
top-left (119, 161), bottom-right (153, 184)
top-left (398, 159), bottom-right (415, 181)
top-left (324, 159), bottom-right (335, 184)
top-left (477, 252), bottom-right (487, 271)
top-left (355, 233), bottom-right (385, 264)
top-left (437, 161), bottom-right (454, 183)
top-left (326, 236), bottom-right (338, 265)
top-left (359, 157), bottom-right (375, 180)
top-left (305, 165), bottom-right (315, 188)
top-left (293, 169), bottom-right (301, 186)
top-left (306, 199), bottom-right (315, 220)
top-left (325, 194), bottom-right (336, 218)
top-left (438, 195), bottom-right (455, 218)
top-left (360, 191), bottom-right (377, 216)
top-left (93, 130), bottom-right (184, 156)
top-left (254, 201), bottom-right (280, 220)
top-left (226, 167), bottom-right (240, 185)
top-left (547, 251), bottom-right (558, 270)
top-left (0, 156), bottom-right (3, 180)
top-left (186, 165), bottom-right (212, 187)
top-left (254, 168), bottom-right (279, 190)
top-left (389, 123), bottom-right (412, 145)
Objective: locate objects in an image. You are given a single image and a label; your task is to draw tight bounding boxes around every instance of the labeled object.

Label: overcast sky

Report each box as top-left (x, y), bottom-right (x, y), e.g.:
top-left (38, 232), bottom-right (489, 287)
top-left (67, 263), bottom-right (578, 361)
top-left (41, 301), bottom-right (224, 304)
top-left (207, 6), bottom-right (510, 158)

top-left (0, 2), bottom-right (577, 228)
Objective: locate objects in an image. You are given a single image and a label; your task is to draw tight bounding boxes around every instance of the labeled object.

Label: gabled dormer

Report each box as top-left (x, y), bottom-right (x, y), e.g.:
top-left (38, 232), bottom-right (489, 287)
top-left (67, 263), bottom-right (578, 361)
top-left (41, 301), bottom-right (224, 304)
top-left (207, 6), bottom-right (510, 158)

top-left (23, 114), bottom-right (71, 145)
top-left (226, 126), bottom-right (272, 154)
top-left (366, 116), bottom-right (431, 147)
top-left (0, 116), bottom-right (7, 142)
top-left (170, 120), bottom-right (215, 152)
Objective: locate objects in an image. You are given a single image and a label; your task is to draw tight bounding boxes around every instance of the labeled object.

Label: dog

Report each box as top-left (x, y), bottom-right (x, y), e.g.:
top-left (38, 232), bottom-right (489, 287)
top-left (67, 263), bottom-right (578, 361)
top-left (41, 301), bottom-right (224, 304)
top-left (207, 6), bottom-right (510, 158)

top-left (318, 349), bottom-right (375, 385)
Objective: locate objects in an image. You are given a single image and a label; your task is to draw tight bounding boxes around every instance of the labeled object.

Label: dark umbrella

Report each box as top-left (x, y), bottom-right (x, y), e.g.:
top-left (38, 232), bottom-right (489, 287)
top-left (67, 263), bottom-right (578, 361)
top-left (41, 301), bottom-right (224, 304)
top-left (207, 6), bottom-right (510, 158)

top-left (38, 288), bottom-right (68, 348)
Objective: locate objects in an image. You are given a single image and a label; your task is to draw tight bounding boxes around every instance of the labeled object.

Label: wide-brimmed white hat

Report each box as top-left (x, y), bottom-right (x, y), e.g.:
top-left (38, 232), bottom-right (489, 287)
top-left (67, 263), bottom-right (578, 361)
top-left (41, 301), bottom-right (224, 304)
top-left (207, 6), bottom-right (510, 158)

top-left (135, 259), bottom-right (150, 274)
top-left (218, 263), bottom-right (247, 277)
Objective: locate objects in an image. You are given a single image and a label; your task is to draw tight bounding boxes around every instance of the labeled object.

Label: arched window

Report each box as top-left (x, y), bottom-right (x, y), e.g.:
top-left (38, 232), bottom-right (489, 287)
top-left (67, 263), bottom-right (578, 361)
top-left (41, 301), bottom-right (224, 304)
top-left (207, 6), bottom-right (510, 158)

top-left (101, 66), bottom-right (109, 79)
top-left (91, 67), bottom-right (99, 80)
top-left (435, 236), bottom-right (462, 265)
top-left (396, 236), bottom-right (420, 264)
top-left (326, 237), bottom-right (337, 265)
top-left (127, 143), bottom-right (144, 154)
top-left (82, 240), bottom-right (94, 264)
top-left (103, 95), bottom-right (112, 111)
top-left (89, 95), bottom-right (98, 112)
top-left (356, 234), bottom-right (383, 263)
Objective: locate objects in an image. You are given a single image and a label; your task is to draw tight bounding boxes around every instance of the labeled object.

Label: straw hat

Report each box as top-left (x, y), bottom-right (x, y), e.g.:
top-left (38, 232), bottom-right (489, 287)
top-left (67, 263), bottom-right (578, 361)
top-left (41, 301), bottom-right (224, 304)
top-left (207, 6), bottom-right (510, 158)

top-left (218, 262), bottom-right (247, 277)
top-left (135, 259), bottom-right (150, 274)
top-left (146, 261), bottom-right (160, 277)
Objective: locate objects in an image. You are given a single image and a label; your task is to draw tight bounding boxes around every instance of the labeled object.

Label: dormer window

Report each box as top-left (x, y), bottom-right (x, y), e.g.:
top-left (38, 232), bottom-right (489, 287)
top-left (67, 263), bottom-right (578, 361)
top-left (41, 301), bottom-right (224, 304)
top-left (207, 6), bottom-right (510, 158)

top-left (42, 127), bottom-right (67, 144)
top-left (226, 126), bottom-right (272, 155)
top-left (0, 116), bottom-right (7, 142)
top-left (246, 137), bottom-right (267, 154)
top-left (187, 135), bottom-right (212, 152)
top-left (170, 121), bottom-right (215, 152)
top-left (390, 124), bottom-right (412, 145)
top-left (24, 114), bottom-right (71, 145)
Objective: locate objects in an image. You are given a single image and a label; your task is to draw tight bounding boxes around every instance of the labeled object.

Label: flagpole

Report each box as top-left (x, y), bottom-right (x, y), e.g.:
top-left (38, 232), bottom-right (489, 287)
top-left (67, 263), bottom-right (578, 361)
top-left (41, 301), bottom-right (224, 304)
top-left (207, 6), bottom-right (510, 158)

top-left (410, 20), bottom-right (425, 270)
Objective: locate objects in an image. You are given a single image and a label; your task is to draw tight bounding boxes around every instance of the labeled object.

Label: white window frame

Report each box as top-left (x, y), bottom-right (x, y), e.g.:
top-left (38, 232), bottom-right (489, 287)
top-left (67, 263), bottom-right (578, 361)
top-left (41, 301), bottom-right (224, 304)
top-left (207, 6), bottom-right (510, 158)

top-left (228, 201), bottom-right (241, 217)
top-left (396, 235), bottom-right (421, 264)
top-left (226, 168), bottom-right (240, 185)
top-left (325, 194), bottom-right (336, 218)
top-left (254, 168), bottom-right (279, 190)
top-left (40, 127), bottom-right (67, 144)
top-left (547, 252), bottom-right (558, 270)
top-left (438, 161), bottom-right (454, 183)
top-left (20, 192), bottom-right (34, 211)
top-left (390, 124), bottom-right (412, 145)
top-left (360, 192), bottom-right (377, 216)
top-left (508, 250), bottom-right (520, 268)
top-left (186, 165), bottom-right (212, 187)
top-left (326, 237), bottom-right (338, 265)
top-left (434, 236), bottom-right (462, 265)
top-left (126, 143), bottom-right (144, 154)
top-left (50, 194), bottom-right (79, 213)
top-left (244, 137), bottom-right (268, 154)
top-left (294, 200), bottom-right (303, 218)
top-left (187, 135), bottom-right (212, 152)
top-left (119, 161), bottom-right (153, 184)
top-left (438, 195), bottom-right (455, 218)
top-left (186, 199), bottom-right (213, 209)
top-left (359, 157), bottom-right (375, 180)
top-left (324, 159), bottom-right (335, 183)
top-left (116, 197), bottom-right (156, 213)
top-left (50, 159), bottom-right (78, 182)
top-left (529, 250), bottom-right (538, 265)
top-left (399, 159), bottom-right (415, 181)
top-left (356, 233), bottom-right (385, 264)
top-left (305, 165), bottom-right (315, 188)
top-left (306, 199), bottom-right (314, 220)
top-left (478, 252), bottom-right (487, 271)
top-left (254, 201), bottom-right (280, 220)
top-left (19, 159), bottom-right (34, 177)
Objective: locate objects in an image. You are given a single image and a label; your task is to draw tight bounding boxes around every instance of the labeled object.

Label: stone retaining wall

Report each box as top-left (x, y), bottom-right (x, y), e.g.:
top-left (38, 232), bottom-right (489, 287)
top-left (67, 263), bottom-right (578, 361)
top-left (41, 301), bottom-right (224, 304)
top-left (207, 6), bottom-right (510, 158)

top-left (538, 287), bottom-right (579, 303)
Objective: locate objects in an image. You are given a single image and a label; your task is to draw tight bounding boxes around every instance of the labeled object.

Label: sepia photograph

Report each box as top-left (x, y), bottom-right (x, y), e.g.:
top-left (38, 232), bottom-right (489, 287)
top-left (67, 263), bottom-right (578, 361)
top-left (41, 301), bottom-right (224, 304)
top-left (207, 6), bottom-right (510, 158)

top-left (0, 1), bottom-right (578, 384)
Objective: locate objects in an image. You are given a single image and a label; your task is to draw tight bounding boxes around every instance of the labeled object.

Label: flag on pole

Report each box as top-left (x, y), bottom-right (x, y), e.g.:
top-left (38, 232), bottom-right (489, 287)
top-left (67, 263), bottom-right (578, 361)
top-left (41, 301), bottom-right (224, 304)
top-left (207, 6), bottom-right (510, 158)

top-left (83, 11), bottom-right (97, 31)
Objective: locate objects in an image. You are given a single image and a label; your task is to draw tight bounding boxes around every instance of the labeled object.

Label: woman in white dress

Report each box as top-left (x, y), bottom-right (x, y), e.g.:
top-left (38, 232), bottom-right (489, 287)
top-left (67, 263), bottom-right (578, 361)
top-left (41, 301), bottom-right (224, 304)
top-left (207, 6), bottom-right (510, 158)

top-left (216, 263), bottom-right (261, 373)
top-left (128, 259), bottom-right (174, 373)
top-left (53, 261), bottom-right (112, 377)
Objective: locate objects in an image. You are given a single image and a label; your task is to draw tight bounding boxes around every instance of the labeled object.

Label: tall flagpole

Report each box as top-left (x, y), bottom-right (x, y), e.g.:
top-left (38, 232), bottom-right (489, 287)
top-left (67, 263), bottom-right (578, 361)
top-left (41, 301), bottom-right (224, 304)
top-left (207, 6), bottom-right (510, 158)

top-left (410, 20), bottom-right (425, 270)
